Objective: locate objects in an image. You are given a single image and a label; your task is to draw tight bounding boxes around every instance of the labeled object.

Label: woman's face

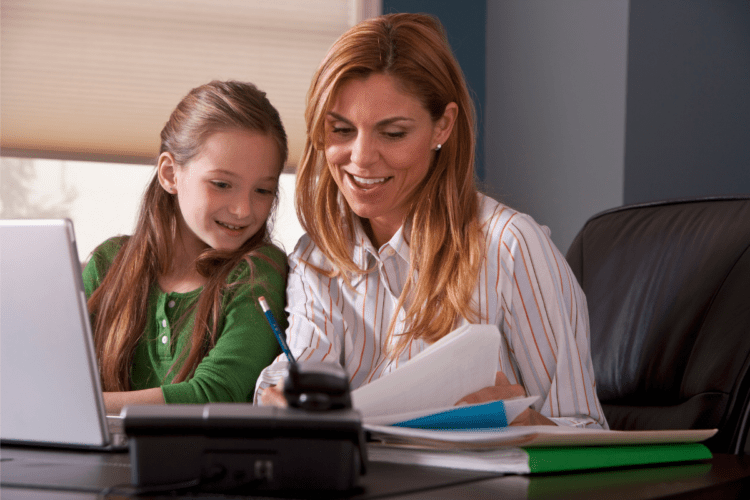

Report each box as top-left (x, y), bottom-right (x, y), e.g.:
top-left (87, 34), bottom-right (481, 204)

top-left (159, 128), bottom-right (280, 261)
top-left (324, 73), bottom-right (456, 247)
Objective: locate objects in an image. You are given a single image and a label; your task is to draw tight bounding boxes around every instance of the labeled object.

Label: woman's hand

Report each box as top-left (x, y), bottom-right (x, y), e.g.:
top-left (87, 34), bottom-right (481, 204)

top-left (455, 372), bottom-right (555, 426)
top-left (455, 372), bottom-right (525, 405)
top-left (260, 381), bottom-right (288, 407)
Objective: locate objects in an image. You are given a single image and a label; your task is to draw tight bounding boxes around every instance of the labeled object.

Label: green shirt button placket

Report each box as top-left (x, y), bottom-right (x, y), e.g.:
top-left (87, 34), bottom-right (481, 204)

top-left (155, 293), bottom-right (170, 359)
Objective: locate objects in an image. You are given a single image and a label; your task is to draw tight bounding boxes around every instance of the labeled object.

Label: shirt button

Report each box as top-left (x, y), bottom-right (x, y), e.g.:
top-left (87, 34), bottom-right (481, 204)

top-left (162, 319), bottom-right (167, 328)
top-left (388, 249), bottom-right (395, 256)
top-left (161, 335), bottom-right (168, 344)
top-left (168, 300), bottom-right (176, 308)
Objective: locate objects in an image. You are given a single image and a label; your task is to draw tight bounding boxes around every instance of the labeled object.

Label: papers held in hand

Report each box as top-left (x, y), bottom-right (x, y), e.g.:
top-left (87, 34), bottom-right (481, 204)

top-left (350, 324), bottom-right (538, 428)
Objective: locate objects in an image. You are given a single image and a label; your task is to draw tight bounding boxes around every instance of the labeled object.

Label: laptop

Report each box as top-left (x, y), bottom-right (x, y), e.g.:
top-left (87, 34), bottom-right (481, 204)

top-left (1, 219), bottom-right (126, 450)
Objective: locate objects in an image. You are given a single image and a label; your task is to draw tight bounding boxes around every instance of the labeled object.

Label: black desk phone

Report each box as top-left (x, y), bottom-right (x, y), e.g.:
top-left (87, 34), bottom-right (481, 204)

top-left (284, 359), bottom-right (353, 410)
top-left (123, 361), bottom-right (366, 494)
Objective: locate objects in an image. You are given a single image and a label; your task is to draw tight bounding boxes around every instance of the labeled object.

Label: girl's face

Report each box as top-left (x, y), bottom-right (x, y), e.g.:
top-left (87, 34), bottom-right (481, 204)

top-left (159, 128), bottom-right (280, 259)
top-left (324, 73), bottom-right (456, 247)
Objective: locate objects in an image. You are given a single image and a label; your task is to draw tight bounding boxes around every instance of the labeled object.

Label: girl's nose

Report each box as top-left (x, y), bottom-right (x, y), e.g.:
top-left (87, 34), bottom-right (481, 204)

top-left (229, 196), bottom-right (252, 219)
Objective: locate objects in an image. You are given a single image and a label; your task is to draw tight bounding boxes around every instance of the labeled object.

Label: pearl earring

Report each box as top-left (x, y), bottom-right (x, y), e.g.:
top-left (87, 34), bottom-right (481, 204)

top-left (435, 144), bottom-right (442, 152)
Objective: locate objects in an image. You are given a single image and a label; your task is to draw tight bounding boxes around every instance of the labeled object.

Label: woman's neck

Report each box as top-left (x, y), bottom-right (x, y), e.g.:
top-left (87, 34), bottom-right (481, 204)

top-left (364, 217), bottom-right (402, 249)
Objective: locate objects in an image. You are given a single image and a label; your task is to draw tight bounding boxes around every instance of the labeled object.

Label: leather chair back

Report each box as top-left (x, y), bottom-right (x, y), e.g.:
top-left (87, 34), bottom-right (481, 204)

top-left (566, 196), bottom-right (750, 454)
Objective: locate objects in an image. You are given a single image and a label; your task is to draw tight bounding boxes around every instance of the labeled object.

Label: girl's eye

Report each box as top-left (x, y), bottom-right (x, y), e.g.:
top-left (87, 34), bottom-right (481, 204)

top-left (212, 181), bottom-right (230, 189)
top-left (256, 188), bottom-right (275, 196)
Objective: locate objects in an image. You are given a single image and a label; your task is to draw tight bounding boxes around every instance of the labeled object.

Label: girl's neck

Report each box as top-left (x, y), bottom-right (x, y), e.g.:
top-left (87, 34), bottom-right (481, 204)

top-left (158, 267), bottom-right (205, 294)
top-left (158, 230), bottom-right (208, 293)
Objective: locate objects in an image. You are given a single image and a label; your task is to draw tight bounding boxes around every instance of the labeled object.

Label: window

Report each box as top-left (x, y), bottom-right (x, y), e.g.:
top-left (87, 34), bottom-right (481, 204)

top-left (0, 157), bottom-right (303, 259)
top-left (1, 0), bottom-right (381, 258)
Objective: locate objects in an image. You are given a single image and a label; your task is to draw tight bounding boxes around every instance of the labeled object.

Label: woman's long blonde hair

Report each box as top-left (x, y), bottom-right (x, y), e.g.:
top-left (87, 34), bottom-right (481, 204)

top-left (296, 13), bottom-right (484, 355)
top-left (88, 80), bottom-right (288, 391)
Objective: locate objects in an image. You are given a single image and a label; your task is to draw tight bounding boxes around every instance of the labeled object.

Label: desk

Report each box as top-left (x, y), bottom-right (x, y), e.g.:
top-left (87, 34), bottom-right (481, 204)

top-left (2, 445), bottom-right (749, 499)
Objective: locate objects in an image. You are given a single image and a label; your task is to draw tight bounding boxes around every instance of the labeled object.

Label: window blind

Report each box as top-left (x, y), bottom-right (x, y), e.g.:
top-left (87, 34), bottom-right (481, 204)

top-left (0, 0), bottom-right (380, 168)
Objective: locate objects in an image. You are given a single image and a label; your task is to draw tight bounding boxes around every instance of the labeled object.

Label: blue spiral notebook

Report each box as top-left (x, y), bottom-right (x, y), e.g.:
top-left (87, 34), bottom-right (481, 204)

top-left (366, 396), bottom-right (538, 429)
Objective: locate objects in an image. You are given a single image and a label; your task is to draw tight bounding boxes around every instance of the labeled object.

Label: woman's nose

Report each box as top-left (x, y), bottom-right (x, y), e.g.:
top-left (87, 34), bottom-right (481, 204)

top-left (350, 133), bottom-right (378, 166)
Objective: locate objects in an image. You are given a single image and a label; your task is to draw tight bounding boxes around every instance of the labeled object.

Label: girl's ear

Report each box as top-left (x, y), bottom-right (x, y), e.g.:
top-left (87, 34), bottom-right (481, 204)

top-left (433, 102), bottom-right (458, 148)
top-left (157, 152), bottom-right (178, 194)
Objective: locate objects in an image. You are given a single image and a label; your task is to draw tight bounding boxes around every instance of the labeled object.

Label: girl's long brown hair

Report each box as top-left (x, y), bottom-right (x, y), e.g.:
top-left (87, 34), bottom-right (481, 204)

top-left (88, 80), bottom-right (288, 391)
top-left (296, 13), bottom-right (484, 356)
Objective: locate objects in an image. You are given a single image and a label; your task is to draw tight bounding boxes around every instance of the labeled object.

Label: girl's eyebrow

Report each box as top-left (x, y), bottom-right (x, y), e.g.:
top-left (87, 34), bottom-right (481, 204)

top-left (207, 169), bottom-right (240, 178)
top-left (326, 111), bottom-right (415, 127)
top-left (208, 170), bottom-right (278, 183)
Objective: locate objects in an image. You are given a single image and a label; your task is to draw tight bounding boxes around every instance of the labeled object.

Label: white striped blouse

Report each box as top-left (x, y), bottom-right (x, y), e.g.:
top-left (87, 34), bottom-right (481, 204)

top-left (255, 194), bottom-right (608, 428)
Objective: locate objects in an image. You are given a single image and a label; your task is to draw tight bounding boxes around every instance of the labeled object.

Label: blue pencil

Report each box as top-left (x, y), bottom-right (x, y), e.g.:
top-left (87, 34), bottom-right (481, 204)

top-left (258, 296), bottom-right (296, 365)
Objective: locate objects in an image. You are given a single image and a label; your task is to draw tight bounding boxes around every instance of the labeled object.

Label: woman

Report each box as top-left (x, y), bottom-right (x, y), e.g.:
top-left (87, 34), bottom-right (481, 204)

top-left (257, 13), bottom-right (607, 428)
top-left (84, 81), bottom-right (288, 413)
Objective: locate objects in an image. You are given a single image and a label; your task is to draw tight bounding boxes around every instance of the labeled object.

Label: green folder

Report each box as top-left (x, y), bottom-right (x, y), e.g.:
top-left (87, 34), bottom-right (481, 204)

top-left (367, 442), bottom-right (712, 474)
top-left (525, 442), bottom-right (712, 473)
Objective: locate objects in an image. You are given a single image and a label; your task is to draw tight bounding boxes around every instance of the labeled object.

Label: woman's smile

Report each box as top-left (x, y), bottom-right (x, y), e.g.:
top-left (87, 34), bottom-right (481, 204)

top-left (350, 173), bottom-right (391, 185)
top-left (346, 172), bottom-right (393, 189)
top-left (325, 73), bottom-right (450, 246)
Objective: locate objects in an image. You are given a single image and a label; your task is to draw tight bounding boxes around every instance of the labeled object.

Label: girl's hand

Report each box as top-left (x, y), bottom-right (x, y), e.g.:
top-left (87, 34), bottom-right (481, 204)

top-left (103, 387), bottom-right (165, 414)
top-left (455, 372), bottom-right (555, 426)
top-left (260, 381), bottom-right (288, 407)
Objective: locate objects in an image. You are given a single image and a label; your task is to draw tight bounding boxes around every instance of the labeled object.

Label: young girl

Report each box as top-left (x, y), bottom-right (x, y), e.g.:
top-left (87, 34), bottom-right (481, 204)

top-left (84, 80), bottom-right (288, 414)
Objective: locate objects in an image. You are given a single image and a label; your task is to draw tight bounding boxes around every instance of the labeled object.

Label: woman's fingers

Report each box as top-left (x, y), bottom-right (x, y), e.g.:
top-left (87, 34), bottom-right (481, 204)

top-left (455, 372), bottom-right (526, 406)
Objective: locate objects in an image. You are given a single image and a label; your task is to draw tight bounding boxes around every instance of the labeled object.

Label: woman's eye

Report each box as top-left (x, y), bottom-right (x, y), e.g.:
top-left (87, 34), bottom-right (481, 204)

top-left (384, 131), bottom-right (406, 139)
top-left (212, 181), bottom-right (230, 189)
top-left (332, 126), bottom-right (354, 135)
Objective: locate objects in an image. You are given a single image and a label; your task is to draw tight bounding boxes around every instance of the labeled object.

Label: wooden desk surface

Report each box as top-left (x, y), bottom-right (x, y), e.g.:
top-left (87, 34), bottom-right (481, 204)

top-left (2, 445), bottom-right (749, 499)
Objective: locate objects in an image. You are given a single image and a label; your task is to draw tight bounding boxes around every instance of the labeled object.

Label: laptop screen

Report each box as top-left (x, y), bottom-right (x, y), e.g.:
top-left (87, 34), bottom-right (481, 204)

top-left (1, 219), bottom-right (113, 448)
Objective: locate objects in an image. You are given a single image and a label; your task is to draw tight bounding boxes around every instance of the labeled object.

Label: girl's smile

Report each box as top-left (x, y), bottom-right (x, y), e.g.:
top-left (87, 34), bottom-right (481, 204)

top-left (160, 128), bottom-right (281, 261)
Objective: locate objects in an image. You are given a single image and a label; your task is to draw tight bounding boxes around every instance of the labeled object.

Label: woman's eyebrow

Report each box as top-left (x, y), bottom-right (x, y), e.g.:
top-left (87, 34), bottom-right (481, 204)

top-left (326, 111), bottom-right (415, 127)
top-left (326, 112), bottom-right (350, 123)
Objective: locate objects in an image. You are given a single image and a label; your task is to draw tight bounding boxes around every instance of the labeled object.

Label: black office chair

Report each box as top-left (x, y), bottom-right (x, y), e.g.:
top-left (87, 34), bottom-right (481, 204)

top-left (566, 196), bottom-right (750, 454)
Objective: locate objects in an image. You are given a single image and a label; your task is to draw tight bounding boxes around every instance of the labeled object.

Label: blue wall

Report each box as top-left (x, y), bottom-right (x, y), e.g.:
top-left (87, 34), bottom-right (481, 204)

top-left (382, 1), bottom-right (750, 253)
top-left (624, 0), bottom-right (750, 204)
top-left (483, 1), bottom-right (629, 254)
top-left (381, 0), bottom-right (487, 181)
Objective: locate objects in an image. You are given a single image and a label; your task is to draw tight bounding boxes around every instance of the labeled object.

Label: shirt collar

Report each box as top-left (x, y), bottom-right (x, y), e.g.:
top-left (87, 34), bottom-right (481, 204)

top-left (351, 217), bottom-right (412, 266)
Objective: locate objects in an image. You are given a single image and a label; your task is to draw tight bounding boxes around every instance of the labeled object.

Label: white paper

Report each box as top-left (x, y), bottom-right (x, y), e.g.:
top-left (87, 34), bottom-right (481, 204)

top-left (364, 424), bottom-right (718, 450)
top-left (364, 396), bottom-right (539, 426)
top-left (367, 444), bottom-right (533, 474)
top-left (351, 324), bottom-right (501, 418)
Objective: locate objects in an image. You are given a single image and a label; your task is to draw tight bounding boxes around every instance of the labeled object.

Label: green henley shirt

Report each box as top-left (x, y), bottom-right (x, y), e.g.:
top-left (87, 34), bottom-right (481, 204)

top-left (83, 236), bottom-right (286, 404)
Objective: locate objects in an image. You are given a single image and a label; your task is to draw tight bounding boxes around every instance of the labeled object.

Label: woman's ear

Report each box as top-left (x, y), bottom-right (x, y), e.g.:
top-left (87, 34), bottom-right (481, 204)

top-left (157, 152), bottom-right (178, 194)
top-left (433, 102), bottom-right (458, 148)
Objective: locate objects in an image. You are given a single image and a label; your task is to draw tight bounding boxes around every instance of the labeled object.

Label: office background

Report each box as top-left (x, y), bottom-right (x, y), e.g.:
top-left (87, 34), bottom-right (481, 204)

top-left (2, 0), bottom-right (749, 255)
top-left (386, 0), bottom-right (750, 253)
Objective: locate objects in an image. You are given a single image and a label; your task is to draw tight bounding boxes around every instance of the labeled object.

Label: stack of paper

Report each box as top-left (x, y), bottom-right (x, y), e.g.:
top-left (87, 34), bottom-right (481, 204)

top-left (364, 425), bottom-right (717, 450)
top-left (346, 324), bottom-right (716, 474)
top-left (367, 439), bottom-right (714, 474)
top-left (365, 426), bottom-right (715, 473)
